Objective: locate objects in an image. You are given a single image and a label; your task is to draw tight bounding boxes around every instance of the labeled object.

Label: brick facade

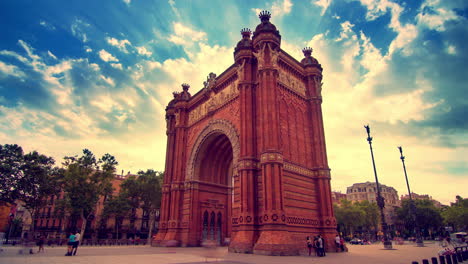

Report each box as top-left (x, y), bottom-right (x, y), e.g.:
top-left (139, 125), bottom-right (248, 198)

top-left (154, 11), bottom-right (337, 255)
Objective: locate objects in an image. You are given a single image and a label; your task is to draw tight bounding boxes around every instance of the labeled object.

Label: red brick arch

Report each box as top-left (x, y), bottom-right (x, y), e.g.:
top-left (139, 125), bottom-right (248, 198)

top-left (186, 119), bottom-right (240, 182)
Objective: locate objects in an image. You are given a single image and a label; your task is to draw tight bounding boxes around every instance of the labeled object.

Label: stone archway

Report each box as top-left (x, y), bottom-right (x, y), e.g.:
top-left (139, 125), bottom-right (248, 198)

top-left (185, 119), bottom-right (240, 245)
top-left (186, 119), bottom-right (240, 182)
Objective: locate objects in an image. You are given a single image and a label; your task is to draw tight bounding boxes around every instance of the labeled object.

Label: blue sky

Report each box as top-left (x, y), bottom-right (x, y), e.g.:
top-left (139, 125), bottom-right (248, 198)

top-left (0, 0), bottom-right (467, 204)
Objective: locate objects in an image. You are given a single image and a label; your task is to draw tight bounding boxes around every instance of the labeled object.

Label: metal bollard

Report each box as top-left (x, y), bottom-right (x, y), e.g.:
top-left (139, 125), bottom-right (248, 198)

top-left (440, 255), bottom-right (447, 264)
top-left (447, 254), bottom-right (453, 264)
top-left (432, 257), bottom-right (439, 264)
top-left (456, 252), bottom-right (463, 262)
top-left (412, 262), bottom-right (419, 264)
top-left (423, 260), bottom-right (430, 264)
top-left (452, 254), bottom-right (458, 264)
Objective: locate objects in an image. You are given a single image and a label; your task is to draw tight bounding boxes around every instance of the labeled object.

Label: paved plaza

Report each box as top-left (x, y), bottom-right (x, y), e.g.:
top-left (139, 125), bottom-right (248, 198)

top-left (0, 242), bottom-right (444, 264)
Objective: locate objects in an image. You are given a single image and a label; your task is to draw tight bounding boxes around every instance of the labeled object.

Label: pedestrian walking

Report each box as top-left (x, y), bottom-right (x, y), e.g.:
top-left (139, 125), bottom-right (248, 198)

top-left (72, 230), bottom-right (80, 256)
top-left (317, 235), bottom-right (325, 257)
top-left (306, 236), bottom-right (313, 256)
top-left (314, 236), bottom-right (319, 256)
top-left (37, 235), bottom-right (45, 253)
top-left (335, 234), bottom-right (340, 252)
top-left (340, 236), bottom-right (345, 252)
top-left (65, 232), bottom-right (76, 256)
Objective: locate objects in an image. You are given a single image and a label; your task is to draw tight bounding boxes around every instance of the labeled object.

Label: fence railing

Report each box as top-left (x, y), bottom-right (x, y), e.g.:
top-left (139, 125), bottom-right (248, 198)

top-left (1, 238), bottom-right (148, 247)
top-left (411, 246), bottom-right (468, 264)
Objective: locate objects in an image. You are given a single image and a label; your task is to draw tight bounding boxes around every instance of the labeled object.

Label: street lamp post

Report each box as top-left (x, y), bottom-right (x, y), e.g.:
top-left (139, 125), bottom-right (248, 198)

top-left (398, 146), bottom-right (424, 247)
top-left (364, 125), bottom-right (393, 249)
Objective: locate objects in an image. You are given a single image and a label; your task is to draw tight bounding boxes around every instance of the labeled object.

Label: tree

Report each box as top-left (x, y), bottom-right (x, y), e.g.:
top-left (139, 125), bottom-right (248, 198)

top-left (120, 169), bottom-right (163, 244)
top-left (355, 200), bottom-right (379, 233)
top-left (442, 196), bottom-right (468, 231)
top-left (20, 151), bottom-right (63, 235)
top-left (103, 194), bottom-right (132, 239)
top-left (334, 199), bottom-right (366, 237)
top-left (0, 144), bottom-right (26, 203)
top-left (396, 199), bottom-right (443, 237)
top-left (0, 144), bottom-right (62, 237)
top-left (61, 149), bottom-right (117, 241)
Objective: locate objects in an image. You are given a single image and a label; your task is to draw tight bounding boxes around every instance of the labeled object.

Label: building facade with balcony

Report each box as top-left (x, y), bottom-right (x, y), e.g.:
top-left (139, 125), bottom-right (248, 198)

top-left (346, 182), bottom-right (400, 229)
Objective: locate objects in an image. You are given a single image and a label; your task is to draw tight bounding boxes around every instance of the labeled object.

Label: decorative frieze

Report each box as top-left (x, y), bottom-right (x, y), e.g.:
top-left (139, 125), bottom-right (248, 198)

top-left (188, 81), bottom-right (239, 126)
top-left (278, 68), bottom-right (306, 97)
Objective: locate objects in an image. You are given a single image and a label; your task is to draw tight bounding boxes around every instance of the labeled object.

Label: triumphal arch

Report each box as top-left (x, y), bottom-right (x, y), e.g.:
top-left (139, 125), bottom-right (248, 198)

top-left (154, 11), bottom-right (337, 255)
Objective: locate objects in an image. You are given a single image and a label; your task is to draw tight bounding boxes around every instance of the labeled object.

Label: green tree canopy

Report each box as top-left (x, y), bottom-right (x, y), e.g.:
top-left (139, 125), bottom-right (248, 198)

top-left (0, 144), bottom-right (26, 203)
top-left (61, 149), bottom-right (118, 239)
top-left (396, 199), bottom-right (443, 236)
top-left (442, 196), bottom-right (468, 231)
top-left (0, 144), bottom-right (62, 235)
top-left (120, 169), bottom-right (163, 243)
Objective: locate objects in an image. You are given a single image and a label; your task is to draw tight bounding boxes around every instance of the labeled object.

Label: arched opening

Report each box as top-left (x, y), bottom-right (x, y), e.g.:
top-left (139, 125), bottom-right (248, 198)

top-left (194, 132), bottom-right (234, 245)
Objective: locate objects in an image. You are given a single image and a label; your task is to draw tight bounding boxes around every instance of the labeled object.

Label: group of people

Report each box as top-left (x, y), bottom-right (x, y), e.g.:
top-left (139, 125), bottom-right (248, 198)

top-left (65, 230), bottom-right (81, 256)
top-left (306, 234), bottom-right (345, 256)
top-left (306, 235), bottom-right (326, 257)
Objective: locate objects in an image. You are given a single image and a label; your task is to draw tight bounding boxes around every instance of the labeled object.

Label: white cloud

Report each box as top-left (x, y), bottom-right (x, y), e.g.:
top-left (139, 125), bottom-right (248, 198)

top-left (252, 0), bottom-right (293, 18)
top-left (136, 46), bottom-right (152, 57)
top-left (100, 75), bottom-right (115, 86)
top-left (313, 0), bottom-right (331, 16)
top-left (388, 24), bottom-right (417, 56)
top-left (446, 45), bottom-right (456, 55)
top-left (85, 47), bottom-right (92, 53)
top-left (39, 20), bottom-right (56, 30)
top-left (48, 51), bottom-right (57, 60)
top-left (71, 19), bottom-right (90, 43)
top-left (0, 61), bottom-right (25, 78)
top-left (168, 22), bottom-right (207, 45)
top-left (123, 0), bottom-right (131, 4)
top-left (106, 37), bottom-right (132, 53)
top-left (335, 21), bottom-right (355, 42)
top-left (272, 0), bottom-right (293, 17)
top-left (98, 49), bottom-right (118, 62)
top-left (416, 1), bottom-right (459, 31)
top-left (168, 0), bottom-right (181, 18)
top-left (111, 63), bottom-right (123, 70)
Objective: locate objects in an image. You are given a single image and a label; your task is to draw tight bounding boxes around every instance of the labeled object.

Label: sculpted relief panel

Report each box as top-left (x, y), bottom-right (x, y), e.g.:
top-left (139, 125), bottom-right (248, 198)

top-left (278, 69), bottom-right (306, 97)
top-left (188, 81), bottom-right (239, 126)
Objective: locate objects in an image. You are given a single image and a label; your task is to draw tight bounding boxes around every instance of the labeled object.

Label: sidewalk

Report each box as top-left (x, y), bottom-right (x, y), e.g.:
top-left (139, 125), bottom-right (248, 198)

top-left (0, 241), bottom-right (442, 264)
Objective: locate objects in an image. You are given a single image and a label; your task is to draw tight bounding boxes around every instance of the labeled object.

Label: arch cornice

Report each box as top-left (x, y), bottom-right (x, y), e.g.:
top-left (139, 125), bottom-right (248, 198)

top-left (186, 119), bottom-right (240, 181)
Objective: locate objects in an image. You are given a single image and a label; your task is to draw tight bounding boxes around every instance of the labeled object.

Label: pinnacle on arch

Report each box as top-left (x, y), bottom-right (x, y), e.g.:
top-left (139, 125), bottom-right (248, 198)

top-left (302, 47), bottom-right (313, 57)
top-left (182, 83), bottom-right (190, 91)
top-left (241, 28), bottom-right (251, 39)
top-left (259, 10), bottom-right (271, 22)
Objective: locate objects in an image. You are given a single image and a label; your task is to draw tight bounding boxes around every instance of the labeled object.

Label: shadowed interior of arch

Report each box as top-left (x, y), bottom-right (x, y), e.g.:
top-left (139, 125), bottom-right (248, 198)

top-left (194, 132), bottom-right (234, 244)
top-left (195, 133), bottom-right (233, 185)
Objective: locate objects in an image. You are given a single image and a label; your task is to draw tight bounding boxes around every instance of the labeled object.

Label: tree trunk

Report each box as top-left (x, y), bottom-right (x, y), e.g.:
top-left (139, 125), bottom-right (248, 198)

top-left (29, 209), bottom-right (37, 239)
top-left (147, 211), bottom-right (155, 245)
top-left (80, 211), bottom-right (87, 245)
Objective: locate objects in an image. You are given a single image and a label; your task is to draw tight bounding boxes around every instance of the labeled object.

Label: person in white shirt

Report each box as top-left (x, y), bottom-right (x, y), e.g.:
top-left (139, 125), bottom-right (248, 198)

top-left (335, 235), bottom-right (341, 252)
top-left (72, 231), bottom-right (81, 256)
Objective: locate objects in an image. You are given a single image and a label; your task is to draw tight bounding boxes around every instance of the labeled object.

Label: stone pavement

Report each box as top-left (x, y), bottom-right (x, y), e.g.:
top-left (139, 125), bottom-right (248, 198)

top-left (0, 241), bottom-right (443, 264)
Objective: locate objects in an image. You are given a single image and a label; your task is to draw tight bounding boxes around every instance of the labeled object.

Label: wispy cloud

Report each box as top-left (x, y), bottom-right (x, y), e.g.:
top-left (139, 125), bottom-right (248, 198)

top-left (136, 46), bottom-right (152, 57)
top-left (106, 37), bottom-right (132, 53)
top-left (98, 49), bottom-right (118, 62)
top-left (71, 18), bottom-right (91, 43)
top-left (252, 0), bottom-right (293, 18)
top-left (313, 0), bottom-right (332, 16)
top-left (39, 20), bottom-right (56, 30)
top-left (168, 22), bottom-right (207, 46)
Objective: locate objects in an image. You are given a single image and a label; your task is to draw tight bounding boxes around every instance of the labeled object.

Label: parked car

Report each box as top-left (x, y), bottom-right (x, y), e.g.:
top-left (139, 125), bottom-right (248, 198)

top-left (350, 238), bottom-right (363, 245)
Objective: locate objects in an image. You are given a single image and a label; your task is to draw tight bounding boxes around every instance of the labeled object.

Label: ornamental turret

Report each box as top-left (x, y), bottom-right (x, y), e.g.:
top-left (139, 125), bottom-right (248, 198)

top-left (301, 47), bottom-right (322, 70)
top-left (252, 11), bottom-right (281, 50)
